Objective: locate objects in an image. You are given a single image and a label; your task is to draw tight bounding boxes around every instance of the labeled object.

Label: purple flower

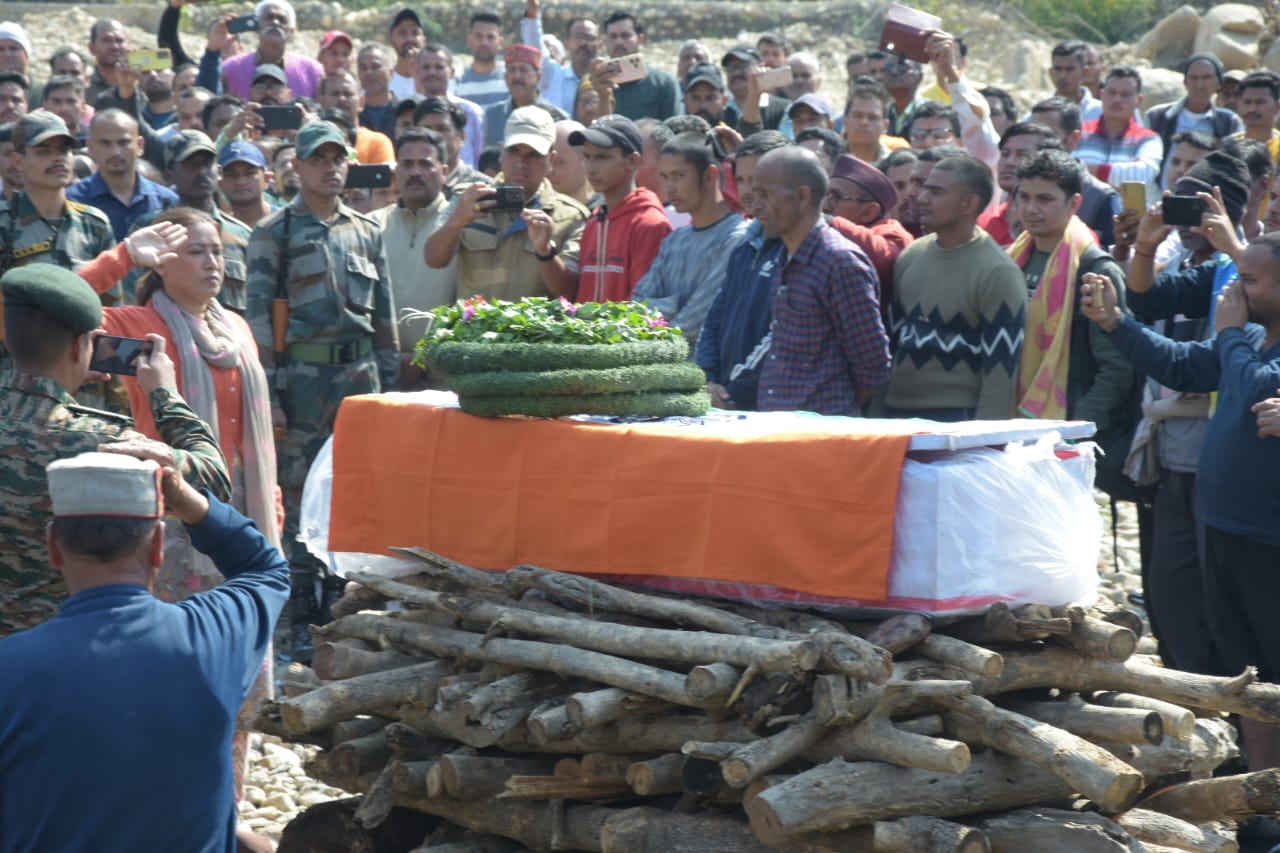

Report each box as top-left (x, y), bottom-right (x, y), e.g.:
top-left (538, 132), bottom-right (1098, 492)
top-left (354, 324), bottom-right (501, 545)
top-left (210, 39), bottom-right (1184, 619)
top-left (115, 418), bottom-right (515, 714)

top-left (463, 304), bottom-right (476, 322)
top-left (560, 296), bottom-right (580, 316)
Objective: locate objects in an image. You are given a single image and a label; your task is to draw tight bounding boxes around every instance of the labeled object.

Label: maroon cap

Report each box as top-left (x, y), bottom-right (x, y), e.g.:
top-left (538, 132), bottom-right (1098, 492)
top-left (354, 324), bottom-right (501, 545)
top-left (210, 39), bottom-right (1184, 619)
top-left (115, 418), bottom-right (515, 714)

top-left (831, 153), bottom-right (898, 220)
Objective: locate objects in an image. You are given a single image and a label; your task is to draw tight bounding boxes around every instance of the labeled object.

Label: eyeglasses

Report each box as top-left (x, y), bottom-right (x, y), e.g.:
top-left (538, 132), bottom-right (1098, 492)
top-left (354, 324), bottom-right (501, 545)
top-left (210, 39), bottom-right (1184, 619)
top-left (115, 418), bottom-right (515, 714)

top-left (909, 128), bottom-right (955, 142)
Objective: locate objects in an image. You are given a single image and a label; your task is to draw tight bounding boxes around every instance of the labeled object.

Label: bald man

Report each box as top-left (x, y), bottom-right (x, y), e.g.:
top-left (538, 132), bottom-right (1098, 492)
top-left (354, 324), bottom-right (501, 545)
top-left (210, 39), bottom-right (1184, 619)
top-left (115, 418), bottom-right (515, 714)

top-left (67, 108), bottom-right (177, 240)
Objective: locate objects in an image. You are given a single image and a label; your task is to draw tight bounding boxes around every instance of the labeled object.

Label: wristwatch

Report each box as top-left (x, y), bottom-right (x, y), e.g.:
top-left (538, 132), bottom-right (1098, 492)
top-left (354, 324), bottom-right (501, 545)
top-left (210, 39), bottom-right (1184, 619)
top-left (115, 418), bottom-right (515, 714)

top-left (534, 240), bottom-right (559, 262)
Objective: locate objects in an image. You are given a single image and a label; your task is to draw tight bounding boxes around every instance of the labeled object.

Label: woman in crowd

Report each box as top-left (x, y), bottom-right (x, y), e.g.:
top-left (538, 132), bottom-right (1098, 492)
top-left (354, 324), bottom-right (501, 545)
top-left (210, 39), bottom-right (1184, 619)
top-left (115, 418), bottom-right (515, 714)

top-left (78, 209), bottom-right (280, 849)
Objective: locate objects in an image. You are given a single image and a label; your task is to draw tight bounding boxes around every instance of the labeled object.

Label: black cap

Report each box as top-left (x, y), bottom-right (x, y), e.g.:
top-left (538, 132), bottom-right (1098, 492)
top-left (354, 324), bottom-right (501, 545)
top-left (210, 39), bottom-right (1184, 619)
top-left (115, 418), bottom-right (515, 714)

top-left (568, 114), bottom-right (643, 155)
top-left (684, 63), bottom-right (725, 92)
top-left (721, 44), bottom-right (761, 67)
top-left (391, 8), bottom-right (422, 31)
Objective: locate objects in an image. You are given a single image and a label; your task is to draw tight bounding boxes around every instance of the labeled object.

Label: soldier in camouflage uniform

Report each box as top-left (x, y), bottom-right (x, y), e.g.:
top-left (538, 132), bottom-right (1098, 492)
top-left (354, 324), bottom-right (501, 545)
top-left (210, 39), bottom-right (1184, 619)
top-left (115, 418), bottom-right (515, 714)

top-left (0, 263), bottom-right (230, 637)
top-left (245, 121), bottom-right (397, 638)
top-left (0, 112), bottom-right (117, 296)
top-left (124, 129), bottom-right (252, 312)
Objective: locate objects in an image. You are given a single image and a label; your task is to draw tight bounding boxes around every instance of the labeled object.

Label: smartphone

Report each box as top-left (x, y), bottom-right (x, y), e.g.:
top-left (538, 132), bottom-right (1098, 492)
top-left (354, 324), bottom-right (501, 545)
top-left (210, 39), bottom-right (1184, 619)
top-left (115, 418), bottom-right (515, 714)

top-left (1161, 194), bottom-right (1206, 227)
top-left (127, 48), bottom-right (171, 72)
top-left (604, 53), bottom-right (646, 84)
top-left (489, 185), bottom-right (525, 214)
top-left (227, 14), bottom-right (260, 34)
top-left (344, 164), bottom-right (392, 189)
top-left (879, 3), bottom-right (941, 64)
top-left (1120, 181), bottom-right (1146, 215)
top-left (90, 335), bottom-right (155, 377)
top-left (758, 66), bottom-right (793, 91)
top-left (258, 104), bottom-right (303, 132)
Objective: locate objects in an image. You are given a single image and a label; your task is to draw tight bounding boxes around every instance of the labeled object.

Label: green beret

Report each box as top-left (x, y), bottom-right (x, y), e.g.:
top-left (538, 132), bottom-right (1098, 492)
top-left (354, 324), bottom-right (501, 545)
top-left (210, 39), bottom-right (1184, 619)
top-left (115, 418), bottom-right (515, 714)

top-left (1, 264), bottom-right (103, 334)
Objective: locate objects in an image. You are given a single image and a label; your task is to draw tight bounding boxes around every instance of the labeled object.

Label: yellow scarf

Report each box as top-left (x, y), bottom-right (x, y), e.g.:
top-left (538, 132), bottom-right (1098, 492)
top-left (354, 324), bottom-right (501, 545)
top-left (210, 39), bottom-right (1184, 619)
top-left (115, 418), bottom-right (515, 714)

top-left (1010, 215), bottom-right (1096, 419)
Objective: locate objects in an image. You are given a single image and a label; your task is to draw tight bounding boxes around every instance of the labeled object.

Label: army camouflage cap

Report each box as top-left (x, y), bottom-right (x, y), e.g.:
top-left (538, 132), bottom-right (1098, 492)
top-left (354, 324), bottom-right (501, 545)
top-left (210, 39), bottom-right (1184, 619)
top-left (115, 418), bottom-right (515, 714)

top-left (1, 264), bottom-right (103, 333)
top-left (164, 128), bottom-right (218, 168)
top-left (13, 111), bottom-right (80, 150)
top-left (295, 120), bottom-right (351, 159)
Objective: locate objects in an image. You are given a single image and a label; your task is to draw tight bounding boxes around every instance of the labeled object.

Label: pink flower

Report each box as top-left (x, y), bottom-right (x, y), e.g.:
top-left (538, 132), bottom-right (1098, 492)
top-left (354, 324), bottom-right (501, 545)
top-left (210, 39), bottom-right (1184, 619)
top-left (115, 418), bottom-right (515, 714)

top-left (559, 296), bottom-right (580, 316)
top-left (463, 304), bottom-right (476, 322)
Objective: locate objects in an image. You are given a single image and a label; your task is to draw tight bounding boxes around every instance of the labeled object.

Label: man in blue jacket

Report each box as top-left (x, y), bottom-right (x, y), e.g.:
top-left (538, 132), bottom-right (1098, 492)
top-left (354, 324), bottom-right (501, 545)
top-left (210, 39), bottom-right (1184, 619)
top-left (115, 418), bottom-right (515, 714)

top-left (1082, 235), bottom-right (1280, 771)
top-left (0, 449), bottom-right (289, 853)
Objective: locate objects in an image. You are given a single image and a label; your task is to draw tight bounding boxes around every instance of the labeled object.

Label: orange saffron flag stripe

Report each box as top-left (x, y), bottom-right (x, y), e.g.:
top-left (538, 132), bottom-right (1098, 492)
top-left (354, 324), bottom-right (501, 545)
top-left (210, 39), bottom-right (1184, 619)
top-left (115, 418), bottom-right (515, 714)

top-left (329, 397), bottom-right (913, 602)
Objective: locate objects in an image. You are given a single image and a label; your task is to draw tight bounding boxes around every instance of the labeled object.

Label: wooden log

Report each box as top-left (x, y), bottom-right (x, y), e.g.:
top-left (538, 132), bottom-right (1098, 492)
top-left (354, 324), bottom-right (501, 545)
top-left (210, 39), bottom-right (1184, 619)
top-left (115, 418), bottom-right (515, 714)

top-left (553, 757), bottom-right (581, 777)
top-left (721, 712), bottom-right (823, 788)
top-left (871, 816), bottom-right (991, 853)
top-left (988, 647), bottom-right (1280, 724)
top-left (806, 713), bottom-right (971, 775)
top-left (280, 663), bottom-right (325, 698)
top-left (349, 570), bottom-right (823, 673)
top-left (857, 613), bottom-right (933, 655)
top-left (493, 712), bottom-right (759, 755)
top-left (438, 672), bottom-right (558, 748)
top-left (311, 642), bottom-right (424, 680)
top-left (317, 614), bottom-right (716, 710)
top-left (392, 791), bottom-right (614, 852)
top-left (565, 688), bottom-right (672, 730)
top-left (941, 694), bottom-right (1143, 812)
top-left (976, 807), bottom-right (1143, 852)
top-left (895, 715), bottom-right (944, 735)
top-left (746, 753), bottom-right (1077, 843)
top-left (1050, 616), bottom-right (1138, 661)
top-left (1088, 692), bottom-right (1196, 741)
top-left (914, 634), bottom-right (1004, 678)
top-left (684, 663), bottom-right (739, 706)
top-left (505, 565), bottom-right (892, 682)
top-left (943, 602), bottom-right (1072, 644)
top-left (324, 715), bottom-right (389, 748)
top-left (438, 753), bottom-right (558, 800)
top-left (580, 752), bottom-right (640, 786)
top-left (383, 721), bottom-right (450, 762)
top-left (389, 546), bottom-right (512, 594)
top-left (525, 700), bottom-right (576, 745)
top-left (429, 672), bottom-right (484, 709)
top-left (736, 670), bottom-right (813, 732)
top-left (1140, 768), bottom-right (1280, 823)
top-left (328, 729), bottom-right (392, 779)
top-left (1001, 696), bottom-right (1163, 745)
top-left (1100, 717), bottom-right (1240, 782)
top-left (1099, 607), bottom-right (1145, 638)
top-left (500, 774), bottom-right (632, 800)
top-left (328, 583), bottom-right (387, 619)
top-left (1114, 809), bottom-right (1238, 853)
top-left (626, 753), bottom-right (685, 796)
top-left (278, 660), bottom-right (454, 736)
top-left (813, 674), bottom-right (881, 726)
top-left (390, 759), bottom-right (434, 796)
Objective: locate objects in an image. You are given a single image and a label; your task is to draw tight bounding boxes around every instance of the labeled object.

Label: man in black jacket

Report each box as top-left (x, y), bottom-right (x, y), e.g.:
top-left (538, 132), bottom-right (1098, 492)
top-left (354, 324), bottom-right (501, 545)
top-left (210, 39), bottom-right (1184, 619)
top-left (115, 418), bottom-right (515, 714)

top-left (1145, 53), bottom-right (1242, 188)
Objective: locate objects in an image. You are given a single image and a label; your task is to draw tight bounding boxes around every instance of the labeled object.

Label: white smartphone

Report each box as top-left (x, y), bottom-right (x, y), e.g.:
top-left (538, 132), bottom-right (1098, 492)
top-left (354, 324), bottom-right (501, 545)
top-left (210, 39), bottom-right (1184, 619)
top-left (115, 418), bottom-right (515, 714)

top-left (604, 53), bottom-right (646, 84)
top-left (758, 66), bottom-right (793, 90)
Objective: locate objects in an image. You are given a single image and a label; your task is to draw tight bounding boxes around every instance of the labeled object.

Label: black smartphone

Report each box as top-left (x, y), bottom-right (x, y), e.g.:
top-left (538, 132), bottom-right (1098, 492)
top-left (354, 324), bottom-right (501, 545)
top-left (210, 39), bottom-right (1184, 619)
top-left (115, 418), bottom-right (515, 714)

top-left (258, 105), bottom-right (303, 132)
top-left (489, 185), bottom-right (525, 214)
top-left (90, 335), bottom-right (154, 377)
top-left (227, 14), bottom-right (260, 34)
top-left (344, 164), bottom-right (392, 189)
top-left (1162, 194), bottom-right (1207, 227)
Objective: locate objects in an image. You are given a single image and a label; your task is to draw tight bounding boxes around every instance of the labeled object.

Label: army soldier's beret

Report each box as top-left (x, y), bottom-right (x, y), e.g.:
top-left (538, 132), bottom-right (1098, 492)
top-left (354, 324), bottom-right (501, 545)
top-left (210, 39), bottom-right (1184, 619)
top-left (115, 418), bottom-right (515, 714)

top-left (1, 264), bottom-right (104, 333)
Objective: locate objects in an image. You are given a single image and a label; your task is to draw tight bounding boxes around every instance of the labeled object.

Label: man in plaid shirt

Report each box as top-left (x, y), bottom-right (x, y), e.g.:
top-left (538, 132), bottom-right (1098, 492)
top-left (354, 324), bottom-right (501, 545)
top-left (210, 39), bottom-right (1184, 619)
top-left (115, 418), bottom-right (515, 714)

top-left (748, 146), bottom-right (890, 416)
top-left (1074, 65), bottom-right (1163, 207)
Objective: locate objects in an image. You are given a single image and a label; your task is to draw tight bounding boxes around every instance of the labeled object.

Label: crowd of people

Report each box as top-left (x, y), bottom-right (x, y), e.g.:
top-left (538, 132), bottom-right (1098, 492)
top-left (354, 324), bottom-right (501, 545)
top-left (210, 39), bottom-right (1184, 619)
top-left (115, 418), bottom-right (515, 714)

top-left (0, 1), bottom-right (1279, 849)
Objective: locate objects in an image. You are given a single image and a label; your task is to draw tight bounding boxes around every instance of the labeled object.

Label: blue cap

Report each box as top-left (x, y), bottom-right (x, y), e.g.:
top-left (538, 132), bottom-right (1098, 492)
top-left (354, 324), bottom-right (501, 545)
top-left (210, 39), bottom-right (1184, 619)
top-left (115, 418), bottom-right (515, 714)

top-left (219, 140), bottom-right (268, 169)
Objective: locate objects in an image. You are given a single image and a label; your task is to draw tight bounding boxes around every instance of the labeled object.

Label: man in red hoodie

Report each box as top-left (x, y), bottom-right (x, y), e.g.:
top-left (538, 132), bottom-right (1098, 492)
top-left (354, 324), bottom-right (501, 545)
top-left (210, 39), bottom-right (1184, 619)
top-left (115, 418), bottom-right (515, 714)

top-left (570, 114), bottom-right (672, 302)
top-left (825, 153), bottom-right (913, 325)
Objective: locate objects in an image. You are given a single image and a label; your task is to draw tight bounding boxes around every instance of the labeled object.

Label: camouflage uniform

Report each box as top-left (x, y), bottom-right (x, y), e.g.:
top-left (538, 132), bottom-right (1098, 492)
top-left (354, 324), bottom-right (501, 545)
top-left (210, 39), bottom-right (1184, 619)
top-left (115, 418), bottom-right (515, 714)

top-left (0, 193), bottom-right (123, 410)
top-left (0, 372), bottom-right (231, 637)
top-left (123, 207), bottom-right (253, 312)
top-left (0, 193), bottom-right (118, 303)
top-left (245, 196), bottom-right (398, 570)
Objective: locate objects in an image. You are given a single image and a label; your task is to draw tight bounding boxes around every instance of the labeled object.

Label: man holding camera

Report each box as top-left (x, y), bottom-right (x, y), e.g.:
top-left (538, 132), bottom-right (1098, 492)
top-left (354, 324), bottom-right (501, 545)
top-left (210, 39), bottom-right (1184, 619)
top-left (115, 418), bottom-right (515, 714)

top-left (425, 106), bottom-right (588, 302)
top-left (246, 120), bottom-right (397, 654)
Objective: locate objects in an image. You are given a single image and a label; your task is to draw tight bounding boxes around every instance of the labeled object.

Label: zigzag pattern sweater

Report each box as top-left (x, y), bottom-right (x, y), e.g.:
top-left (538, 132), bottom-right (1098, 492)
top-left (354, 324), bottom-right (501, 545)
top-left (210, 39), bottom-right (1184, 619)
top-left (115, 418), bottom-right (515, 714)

top-left (886, 230), bottom-right (1028, 419)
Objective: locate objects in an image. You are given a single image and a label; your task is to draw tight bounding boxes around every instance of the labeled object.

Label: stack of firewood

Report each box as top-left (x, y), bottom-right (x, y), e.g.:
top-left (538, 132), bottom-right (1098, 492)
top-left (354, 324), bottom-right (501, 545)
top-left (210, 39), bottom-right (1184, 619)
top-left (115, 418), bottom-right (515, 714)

top-left (259, 547), bottom-right (1280, 852)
